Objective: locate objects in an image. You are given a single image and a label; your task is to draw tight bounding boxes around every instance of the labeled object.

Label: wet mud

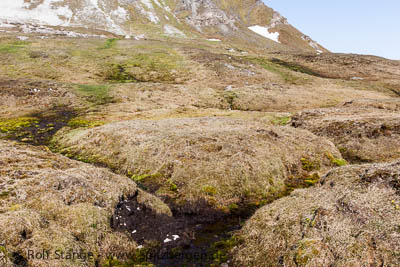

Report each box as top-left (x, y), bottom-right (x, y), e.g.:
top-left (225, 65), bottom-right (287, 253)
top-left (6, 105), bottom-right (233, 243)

top-left (112, 192), bottom-right (254, 266)
top-left (2, 106), bottom-right (76, 146)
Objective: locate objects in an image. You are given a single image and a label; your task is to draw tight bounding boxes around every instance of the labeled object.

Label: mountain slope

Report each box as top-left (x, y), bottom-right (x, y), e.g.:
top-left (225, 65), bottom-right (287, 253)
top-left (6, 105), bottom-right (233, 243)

top-left (0, 0), bottom-right (327, 53)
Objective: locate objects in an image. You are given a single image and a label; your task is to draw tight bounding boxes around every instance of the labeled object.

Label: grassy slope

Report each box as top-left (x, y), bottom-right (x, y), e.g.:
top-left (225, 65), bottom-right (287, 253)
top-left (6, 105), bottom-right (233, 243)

top-left (0, 32), bottom-right (399, 266)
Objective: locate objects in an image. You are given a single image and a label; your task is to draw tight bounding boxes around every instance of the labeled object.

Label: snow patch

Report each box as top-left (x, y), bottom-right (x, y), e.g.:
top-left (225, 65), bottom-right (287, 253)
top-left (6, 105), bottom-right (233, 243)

top-left (134, 34), bottom-right (146, 40)
top-left (141, 0), bottom-right (154, 10)
top-left (163, 25), bottom-right (186, 37)
top-left (18, 24), bottom-right (106, 38)
top-left (207, 38), bottom-right (221, 42)
top-left (137, 0), bottom-right (160, 23)
top-left (248, 25), bottom-right (280, 43)
top-left (0, 0), bottom-right (73, 26)
top-left (0, 0), bottom-right (131, 35)
top-left (302, 35), bottom-right (323, 53)
top-left (0, 21), bottom-right (16, 28)
top-left (111, 6), bottom-right (129, 21)
top-left (82, 0), bottom-right (128, 35)
top-left (154, 0), bottom-right (163, 8)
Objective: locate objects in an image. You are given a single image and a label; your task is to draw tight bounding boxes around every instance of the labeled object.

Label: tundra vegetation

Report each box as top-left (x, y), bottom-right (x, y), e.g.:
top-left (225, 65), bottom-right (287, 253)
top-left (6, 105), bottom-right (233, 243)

top-left (0, 2), bottom-right (400, 265)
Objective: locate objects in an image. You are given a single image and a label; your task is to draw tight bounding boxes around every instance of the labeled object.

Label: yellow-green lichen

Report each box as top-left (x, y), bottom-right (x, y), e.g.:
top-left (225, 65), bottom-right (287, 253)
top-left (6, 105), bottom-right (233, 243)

top-left (103, 50), bottom-right (187, 84)
top-left (300, 158), bottom-right (320, 171)
top-left (75, 84), bottom-right (113, 105)
top-left (131, 173), bottom-right (162, 184)
top-left (210, 236), bottom-right (243, 266)
top-left (271, 116), bottom-right (291, 126)
top-left (167, 179), bottom-right (178, 192)
top-left (0, 117), bottom-right (38, 133)
top-left (222, 91), bottom-right (238, 110)
top-left (295, 239), bottom-right (321, 266)
top-left (228, 203), bottom-right (239, 212)
top-left (325, 152), bottom-right (348, 166)
top-left (304, 173), bottom-right (321, 187)
top-left (67, 118), bottom-right (105, 129)
top-left (0, 41), bottom-right (28, 54)
top-left (202, 185), bottom-right (217, 196)
top-left (98, 38), bottom-right (119, 50)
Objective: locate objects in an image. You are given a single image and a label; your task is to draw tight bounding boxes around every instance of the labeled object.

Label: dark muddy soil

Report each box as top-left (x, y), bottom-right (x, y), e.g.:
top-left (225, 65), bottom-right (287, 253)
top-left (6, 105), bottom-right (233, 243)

top-left (112, 192), bottom-right (254, 266)
top-left (4, 107), bottom-right (76, 146)
top-left (11, 252), bottom-right (28, 267)
top-left (0, 78), bottom-right (64, 98)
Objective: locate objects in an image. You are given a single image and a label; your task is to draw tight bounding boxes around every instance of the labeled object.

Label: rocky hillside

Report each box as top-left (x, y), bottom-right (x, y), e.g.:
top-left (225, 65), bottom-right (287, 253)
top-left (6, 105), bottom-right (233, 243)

top-left (0, 0), bottom-right (326, 53)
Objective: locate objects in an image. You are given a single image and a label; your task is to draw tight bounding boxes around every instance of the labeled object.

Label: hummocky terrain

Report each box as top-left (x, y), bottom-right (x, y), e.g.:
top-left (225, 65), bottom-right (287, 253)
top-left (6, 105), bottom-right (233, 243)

top-left (0, 0), bottom-right (399, 266)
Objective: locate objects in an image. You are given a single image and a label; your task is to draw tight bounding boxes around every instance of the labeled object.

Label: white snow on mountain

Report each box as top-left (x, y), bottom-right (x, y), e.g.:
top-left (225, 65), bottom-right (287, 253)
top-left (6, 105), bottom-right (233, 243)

top-left (136, 0), bottom-right (160, 23)
top-left (302, 35), bottom-right (323, 53)
top-left (0, 0), bottom-right (73, 26)
top-left (163, 24), bottom-right (186, 37)
top-left (0, 0), bottom-right (324, 53)
top-left (82, 0), bottom-right (129, 35)
top-left (0, 0), bottom-right (132, 35)
top-left (248, 25), bottom-right (280, 43)
top-left (0, 21), bottom-right (16, 28)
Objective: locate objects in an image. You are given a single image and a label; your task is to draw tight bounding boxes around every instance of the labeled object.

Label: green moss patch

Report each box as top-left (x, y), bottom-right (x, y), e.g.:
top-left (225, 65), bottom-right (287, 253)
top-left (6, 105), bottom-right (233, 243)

top-left (295, 239), bottom-right (322, 265)
top-left (0, 41), bottom-right (28, 54)
top-left (221, 91), bottom-right (238, 110)
top-left (202, 185), bottom-right (217, 196)
top-left (75, 84), bottom-right (114, 105)
top-left (301, 158), bottom-right (321, 171)
top-left (270, 58), bottom-right (326, 78)
top-left (1, 108), bottom-right (79, 145)
top-left (326, 152), bottom-right (348, 166)
top-left (0, 117), bottom-right (38, 133)
top-left (103, 51), bottom-right (187, 83)
top-left (67, 118), bottom-right (105, 128)
top-left (210, 236), bottom-right (243, 266)
top-left (271, 115), bottom-right (291, 126)
top-left (167, 179), bottom-right (178, 192)
top-left (244, 57), bottom-right (307, 85)
top-left (99, 38), bottom-right (119, 50)
top-left (304, 173), bottom-right (321, 187)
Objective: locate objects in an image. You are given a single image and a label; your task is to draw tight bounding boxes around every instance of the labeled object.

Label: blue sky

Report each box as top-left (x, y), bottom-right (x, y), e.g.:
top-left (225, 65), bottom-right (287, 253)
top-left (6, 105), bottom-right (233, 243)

top-left (263, 1), bottom-right (400, 60)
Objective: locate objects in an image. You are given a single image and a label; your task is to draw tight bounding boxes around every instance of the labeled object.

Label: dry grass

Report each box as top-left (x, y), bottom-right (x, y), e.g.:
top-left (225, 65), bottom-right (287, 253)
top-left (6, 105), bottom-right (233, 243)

top-left (0, 140), bottom-right (170, 266)
top-left (0, 78), bottom-right (85, 118)
top-left (0, 38), bottom-right (192, 85)
top-left (0, 36), bottom-right (395, 124)
top-left (52, 117), bottom-right (342, 213)
top-left (280, 52), bottom-right (400, 82)
top-left (0, 31), bottom-right (399, 267)
top-left (292, 98), bottom-right (400, 163)
top-left (234, 160), bottom-right (400, 266)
